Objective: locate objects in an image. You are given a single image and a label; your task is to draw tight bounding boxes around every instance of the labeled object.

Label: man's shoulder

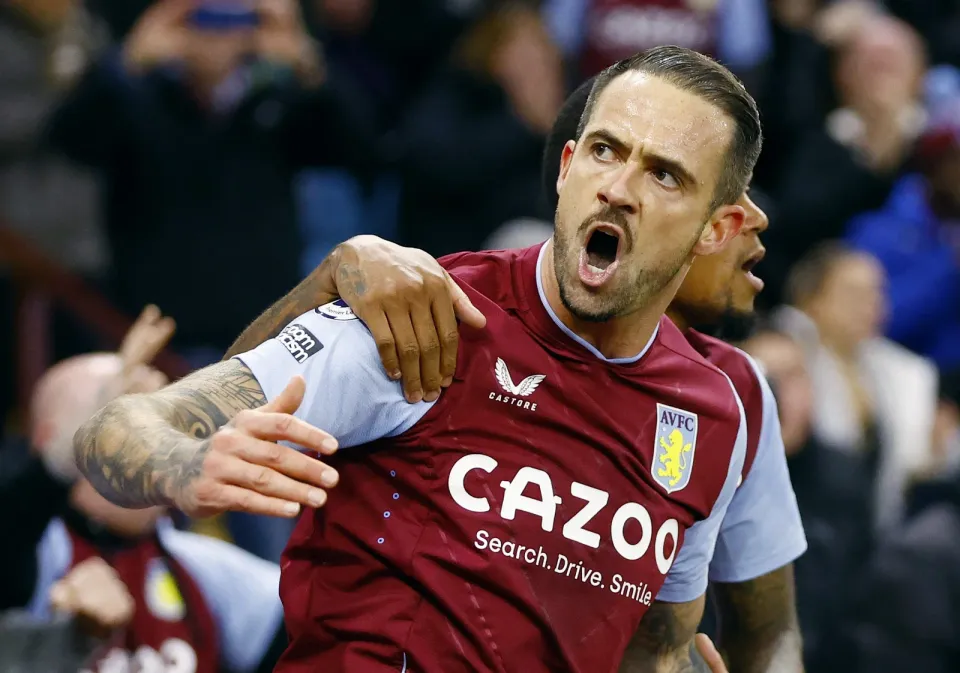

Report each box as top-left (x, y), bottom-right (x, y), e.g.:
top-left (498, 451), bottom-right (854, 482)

top-left (439, 246), bottom-right (537, 307)
top-left (684, 330), bottom-right (764, 408)
top-left (644, 320), bottom-right (744, 423)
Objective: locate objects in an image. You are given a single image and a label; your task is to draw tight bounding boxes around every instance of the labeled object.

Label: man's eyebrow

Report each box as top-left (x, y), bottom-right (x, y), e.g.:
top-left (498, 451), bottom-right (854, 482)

top-left (582, 129), bottom-right (629, 154)
top-left (644, 152), bottom-right (697, 188)
top-left (582, 129), bottom-right (698, 187)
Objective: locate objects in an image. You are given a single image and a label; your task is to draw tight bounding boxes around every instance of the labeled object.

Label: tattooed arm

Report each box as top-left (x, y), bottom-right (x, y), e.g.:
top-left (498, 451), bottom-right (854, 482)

top-left (225, 251), bottom-right (342, 360)
top-left (73, 359), bottom-right (338, 517)
top-left (225, 235), bottom-right (484, 403)
top-left (712, 565), bottom-right (804, 673)
top-left (619, 597), bottom-right (716, 673)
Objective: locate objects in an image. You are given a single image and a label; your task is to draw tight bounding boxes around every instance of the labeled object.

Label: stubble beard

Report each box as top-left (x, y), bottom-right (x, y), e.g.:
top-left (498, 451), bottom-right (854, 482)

top-left (552, 213), bottom-right (698, 324)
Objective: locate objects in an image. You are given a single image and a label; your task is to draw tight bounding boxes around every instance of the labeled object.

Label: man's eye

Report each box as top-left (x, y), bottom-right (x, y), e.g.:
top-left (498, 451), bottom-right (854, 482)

top-left (593, 143), bottom-right (614, 161)
top-left (653, 169), bottom-right (679, 189)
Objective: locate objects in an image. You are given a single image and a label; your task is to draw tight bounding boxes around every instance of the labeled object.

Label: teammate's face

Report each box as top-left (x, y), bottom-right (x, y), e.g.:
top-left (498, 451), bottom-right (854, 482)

top-left (671, 191), bottom-right (769, 326)
top-left (553, 72), bottom-right (743, 322)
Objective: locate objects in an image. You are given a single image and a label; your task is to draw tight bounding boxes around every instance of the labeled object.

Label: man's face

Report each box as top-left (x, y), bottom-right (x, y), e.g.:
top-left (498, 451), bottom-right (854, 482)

top-left (671, 190), bottom-right (769, 326)
top-left (553, 72), bottom-right (737, 322)
top-left (808, 252), bottom-right (887, 347)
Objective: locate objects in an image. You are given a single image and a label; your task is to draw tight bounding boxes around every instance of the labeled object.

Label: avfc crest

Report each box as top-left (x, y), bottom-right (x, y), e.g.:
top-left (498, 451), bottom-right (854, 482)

top-left (652, 404), bottom-right (698, 494)
top-left (145, 558), bottom-right (186, 622)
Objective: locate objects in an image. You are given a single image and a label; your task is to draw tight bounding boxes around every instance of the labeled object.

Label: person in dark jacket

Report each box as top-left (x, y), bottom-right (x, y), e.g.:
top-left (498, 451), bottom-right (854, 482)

top-left (45, 0), bottom-right (377, 360)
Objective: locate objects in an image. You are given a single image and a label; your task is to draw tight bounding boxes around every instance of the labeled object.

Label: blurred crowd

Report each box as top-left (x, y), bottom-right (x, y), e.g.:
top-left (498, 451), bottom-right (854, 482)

top-left (0, 0), bottom-right (959, 671)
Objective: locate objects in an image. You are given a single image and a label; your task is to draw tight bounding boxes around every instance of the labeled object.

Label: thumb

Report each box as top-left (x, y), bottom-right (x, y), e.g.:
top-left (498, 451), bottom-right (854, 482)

top-left (694, 633), bottom-right (727, 673)
top-left (49, 582), bottom-right (73, 612)
top-left (446, 273), bottom-right (486, 329)
top-left (261, 376), bottom-right (306, 414)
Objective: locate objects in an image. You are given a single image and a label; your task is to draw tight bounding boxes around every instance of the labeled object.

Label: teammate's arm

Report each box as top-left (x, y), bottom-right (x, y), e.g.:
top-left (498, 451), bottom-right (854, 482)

top-left (707, 355), bottom-right (806, 672)
top-left (224, 235), bottom-right (485, 403)
top-left (618, 597), bottom-right (715, 672)
top-left (712, 565), bottom-right (804, 673)
top-left (74, 359), bottom-right (338, 517)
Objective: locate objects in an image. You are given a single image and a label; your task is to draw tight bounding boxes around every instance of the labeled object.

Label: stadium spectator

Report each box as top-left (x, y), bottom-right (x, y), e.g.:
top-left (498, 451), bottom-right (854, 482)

top-left (759, 11), bottom-right (925, 304)
top-left (0, 307), bottom-right (285, 673)
top-left (846, 65), bottom-right (960, 373)
top-left (44, 0), bottom-right (377, 364)
top-left (773, 243), bottom-right (940, 532)
top-left (742, 328), bottom-right (874, 673)
top-left (0, 0), bottom-right (107, 274)
top-left (397, 1), bottom-right (562, 256)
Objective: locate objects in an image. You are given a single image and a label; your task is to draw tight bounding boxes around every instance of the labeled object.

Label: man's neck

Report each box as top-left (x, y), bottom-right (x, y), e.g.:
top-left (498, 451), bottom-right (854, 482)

top-left (540, 241), bottom-right (672, 360)
top-left (666, 307), bottom-right (690, 332)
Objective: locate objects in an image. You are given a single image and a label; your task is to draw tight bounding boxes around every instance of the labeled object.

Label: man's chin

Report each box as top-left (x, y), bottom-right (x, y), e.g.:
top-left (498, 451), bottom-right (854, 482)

top-left (693, 309), bottom-right (758, 342)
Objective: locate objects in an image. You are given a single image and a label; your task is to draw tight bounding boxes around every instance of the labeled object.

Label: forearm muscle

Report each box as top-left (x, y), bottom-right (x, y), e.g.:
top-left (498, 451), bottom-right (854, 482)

top-left (74, 360), bottom-right (266, 509)
top-left (619, 598), bottom-right (711, 672)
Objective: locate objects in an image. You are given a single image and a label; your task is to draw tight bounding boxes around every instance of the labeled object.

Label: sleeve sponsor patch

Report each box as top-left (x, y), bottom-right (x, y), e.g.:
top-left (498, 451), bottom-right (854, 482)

top-left (315, 298), bottom-right (358, 321)
top-left (276, 323), bottom-right (323, 363)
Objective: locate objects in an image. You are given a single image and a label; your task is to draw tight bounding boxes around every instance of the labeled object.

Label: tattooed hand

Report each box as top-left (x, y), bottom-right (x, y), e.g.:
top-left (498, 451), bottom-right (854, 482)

top-left (75, 360), bottom-right (340, 517)
top-left (168, 376), bottom-right (340, 518)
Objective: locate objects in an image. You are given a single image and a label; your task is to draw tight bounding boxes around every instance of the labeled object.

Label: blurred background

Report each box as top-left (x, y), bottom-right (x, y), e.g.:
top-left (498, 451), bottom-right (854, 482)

top-left (0, 0), bottom-right (959, 671)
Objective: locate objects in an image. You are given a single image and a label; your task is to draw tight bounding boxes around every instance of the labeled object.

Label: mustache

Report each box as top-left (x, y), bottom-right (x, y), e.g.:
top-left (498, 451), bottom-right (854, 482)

top-left (579, 207), bottom-right (632, 248)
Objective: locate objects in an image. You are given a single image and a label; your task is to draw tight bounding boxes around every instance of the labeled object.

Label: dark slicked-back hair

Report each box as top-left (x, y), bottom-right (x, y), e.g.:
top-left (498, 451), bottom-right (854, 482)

top-left (549, 46), bottom-right (762, 211)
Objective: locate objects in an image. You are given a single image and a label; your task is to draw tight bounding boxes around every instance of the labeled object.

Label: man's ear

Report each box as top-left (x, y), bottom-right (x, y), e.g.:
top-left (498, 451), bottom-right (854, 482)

top-left (556, 140), bottom-right (577, 195)
top-left (693, 204), bottom-right (745, 257)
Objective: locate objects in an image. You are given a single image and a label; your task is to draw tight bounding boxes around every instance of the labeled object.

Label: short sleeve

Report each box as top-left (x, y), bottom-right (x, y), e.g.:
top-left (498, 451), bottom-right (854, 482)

top-left (234, 301), bottom-right (433, 448)
top-left (656, 376), bottom-right (748, 603)
top-left (160, 527), bottom-right (283, 673)
top-left (708, 356), bottom-right (807, 583)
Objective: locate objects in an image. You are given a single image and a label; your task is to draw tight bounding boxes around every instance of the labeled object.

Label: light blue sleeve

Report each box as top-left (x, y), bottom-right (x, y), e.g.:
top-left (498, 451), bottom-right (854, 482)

top-left (708, 355), bottom-right (807, 582)
top-left (234, 300), bottom-right (434, 448)
top-left (160, 526), bottom-right (282, 673)
top-left (656, 376), bottom-right (747, 603)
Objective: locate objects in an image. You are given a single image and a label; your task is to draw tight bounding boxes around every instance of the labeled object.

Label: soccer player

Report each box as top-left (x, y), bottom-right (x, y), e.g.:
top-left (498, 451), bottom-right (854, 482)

top-left (226, 81), bottom-right (807, 673)
top-left (76, 47), bottom-right (760, 672)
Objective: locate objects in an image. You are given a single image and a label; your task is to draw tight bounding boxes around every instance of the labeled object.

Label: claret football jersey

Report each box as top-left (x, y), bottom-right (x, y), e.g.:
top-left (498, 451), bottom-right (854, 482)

top-left (238, 243), bottom-right (749, 673)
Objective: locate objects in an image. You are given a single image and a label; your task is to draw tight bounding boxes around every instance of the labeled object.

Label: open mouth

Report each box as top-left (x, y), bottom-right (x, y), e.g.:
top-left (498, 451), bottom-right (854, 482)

top-left (740, 249), bottom-right (765, 291)
top-left (578, 223), bottom-right (623, 288)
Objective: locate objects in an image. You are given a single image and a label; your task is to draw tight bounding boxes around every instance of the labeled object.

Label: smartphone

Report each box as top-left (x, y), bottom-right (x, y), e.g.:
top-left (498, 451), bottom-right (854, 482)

top-left (190, 3), bottom-right (260, 30)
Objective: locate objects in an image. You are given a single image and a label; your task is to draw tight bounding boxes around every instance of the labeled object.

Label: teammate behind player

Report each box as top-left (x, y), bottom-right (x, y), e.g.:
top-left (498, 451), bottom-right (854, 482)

top-left (75, 47), bottom-right (762, 672)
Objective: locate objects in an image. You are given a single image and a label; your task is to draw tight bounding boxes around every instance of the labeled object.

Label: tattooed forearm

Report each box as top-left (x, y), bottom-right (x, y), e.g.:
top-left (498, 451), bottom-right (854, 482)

top-left (224, 251), bottom-right (341, 359)
top-left (73, 359), bottom-right (266, 509)
top-left (713, 565), bottom-right (804, 673)
top-left (619, 598), bottom-right (709, 672)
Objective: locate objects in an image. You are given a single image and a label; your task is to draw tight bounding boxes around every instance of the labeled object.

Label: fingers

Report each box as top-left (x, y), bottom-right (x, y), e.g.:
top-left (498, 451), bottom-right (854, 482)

top-left (50, 559), bottom-right (134, 633)
top-left (146, 0), bottom-right (195, 25)
top-left (260, 376), bottom-right (307, 415)
top-left (446, 272), bottom-right (486, 330)
top-left (430, 291), bottom-right (459, 391)
top-left (215, 453), bottom-right (332, 510)
top-left (216, 423), bottom-right (338, 487)
top-left (208, 483), bottom-right (306, 518)
top-left (364, 309), bottom-right (402, 381)
top-left (411, 301), bottom-right (443, 402)
top-left (121, 304), bottom-right (176, 367)
top-left (384, 309), bottom-right (423, 403)
top-left (694, 634), bottom-right (727, 673)
top-left (232, 407), bottom-right (338, 455)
